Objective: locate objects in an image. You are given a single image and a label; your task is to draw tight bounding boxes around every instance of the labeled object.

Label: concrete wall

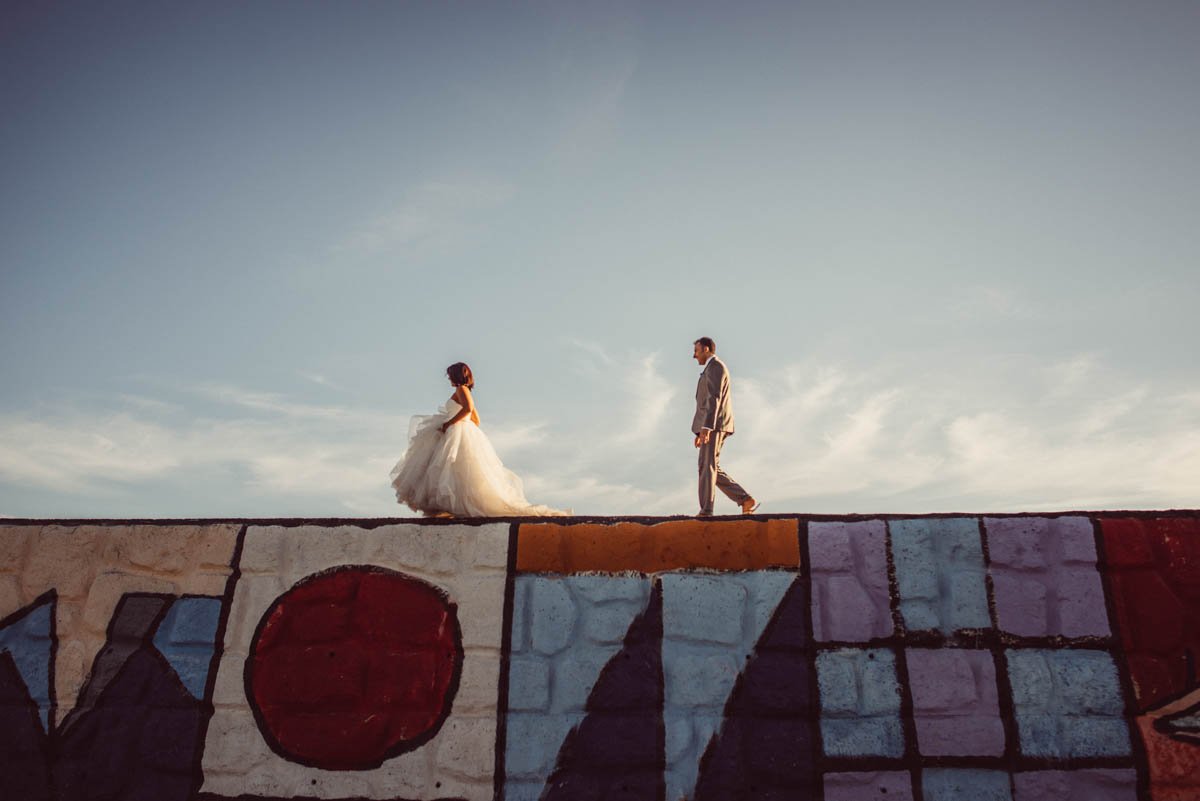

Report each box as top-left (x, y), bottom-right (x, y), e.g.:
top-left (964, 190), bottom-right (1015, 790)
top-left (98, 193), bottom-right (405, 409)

top-left (1, 512), bottom-right (1197, 801)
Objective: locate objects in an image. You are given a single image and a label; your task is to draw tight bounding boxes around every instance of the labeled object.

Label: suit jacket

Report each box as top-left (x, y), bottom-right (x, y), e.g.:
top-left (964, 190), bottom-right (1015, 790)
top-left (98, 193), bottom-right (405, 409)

top-left (692, 357), bottom-right (736, 435)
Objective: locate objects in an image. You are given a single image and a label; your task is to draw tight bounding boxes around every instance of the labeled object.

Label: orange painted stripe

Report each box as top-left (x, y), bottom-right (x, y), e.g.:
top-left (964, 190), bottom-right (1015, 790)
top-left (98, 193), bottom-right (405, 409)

top-left (516, 519), bottom-right (800, 574)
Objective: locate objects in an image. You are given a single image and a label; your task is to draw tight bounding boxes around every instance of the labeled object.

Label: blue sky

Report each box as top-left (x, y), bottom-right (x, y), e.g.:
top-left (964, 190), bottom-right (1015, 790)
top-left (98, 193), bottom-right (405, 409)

top-left (2, 1), bottom-right (1197, 517)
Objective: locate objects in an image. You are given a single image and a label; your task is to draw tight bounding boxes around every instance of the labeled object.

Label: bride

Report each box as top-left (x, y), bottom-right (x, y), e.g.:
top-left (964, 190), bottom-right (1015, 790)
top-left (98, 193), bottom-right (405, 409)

top-left (390, 362), bottom-right (569, 517)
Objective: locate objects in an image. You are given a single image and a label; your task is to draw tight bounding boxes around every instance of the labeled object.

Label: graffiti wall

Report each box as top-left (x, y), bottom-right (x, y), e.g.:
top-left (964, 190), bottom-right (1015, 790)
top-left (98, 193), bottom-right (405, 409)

top-left (0, 512), bottom-right (1197, 800)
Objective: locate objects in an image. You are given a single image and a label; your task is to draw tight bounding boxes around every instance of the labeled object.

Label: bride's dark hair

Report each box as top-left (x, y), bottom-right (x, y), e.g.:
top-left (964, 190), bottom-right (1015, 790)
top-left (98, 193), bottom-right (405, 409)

top-left (447, 362), bottom-right (475, 389)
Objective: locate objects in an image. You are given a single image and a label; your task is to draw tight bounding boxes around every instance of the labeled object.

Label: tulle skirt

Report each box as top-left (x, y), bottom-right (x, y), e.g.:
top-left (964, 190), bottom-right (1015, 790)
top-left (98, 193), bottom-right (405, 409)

top-left (389, 402), bottom-right (569, 517)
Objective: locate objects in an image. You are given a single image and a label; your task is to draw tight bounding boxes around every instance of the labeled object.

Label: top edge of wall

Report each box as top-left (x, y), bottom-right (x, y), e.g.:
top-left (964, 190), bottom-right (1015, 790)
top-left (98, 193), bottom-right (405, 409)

top-left (2, 509), bottom-right (1199, 527)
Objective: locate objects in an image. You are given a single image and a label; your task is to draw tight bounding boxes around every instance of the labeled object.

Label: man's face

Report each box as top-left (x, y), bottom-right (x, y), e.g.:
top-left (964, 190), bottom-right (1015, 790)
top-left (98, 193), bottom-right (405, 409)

top-left (693, 342), bottom-right (712, 365)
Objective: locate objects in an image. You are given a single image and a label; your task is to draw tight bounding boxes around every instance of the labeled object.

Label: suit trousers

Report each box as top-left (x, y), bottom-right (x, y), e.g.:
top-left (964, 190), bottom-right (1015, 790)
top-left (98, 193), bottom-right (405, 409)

top-left (698, 431), bottom-right (751, 514)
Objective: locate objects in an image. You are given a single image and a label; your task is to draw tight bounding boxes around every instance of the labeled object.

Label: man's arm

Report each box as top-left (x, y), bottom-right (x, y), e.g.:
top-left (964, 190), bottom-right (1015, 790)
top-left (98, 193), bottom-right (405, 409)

top-left (695, 362), bottom-right (725, 444)
top-left (701, 363), bottom-right (724, 430)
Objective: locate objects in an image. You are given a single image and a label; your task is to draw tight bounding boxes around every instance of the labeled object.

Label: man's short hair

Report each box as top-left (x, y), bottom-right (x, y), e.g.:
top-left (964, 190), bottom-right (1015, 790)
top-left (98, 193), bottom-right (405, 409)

top-left (694, 337), bottom-right (716, 352)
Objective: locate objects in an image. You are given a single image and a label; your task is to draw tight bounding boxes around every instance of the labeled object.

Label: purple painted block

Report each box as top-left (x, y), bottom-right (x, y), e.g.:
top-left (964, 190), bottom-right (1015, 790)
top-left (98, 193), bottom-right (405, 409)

top-left (1012, 768), bottom-right (1138, 801)
top-left (985, 517), bottom-right (1110, 638)
top-left (1056, 568), bottom-right (1110, 638)
top-left (810, 525), bottom-right (854, 571)
top-left (907, 648), bottom-right (1004, 756)
top-left (824, 771), bottom-right (914, 801)
top-left (810, 521), bottom-right (892, 643)
top-left (990, 573), bottom-right (1047, 637)
top-left (1056, 518), bottom-right (1099, 562)
top-left (987, 519), bottom-right (1048, 568)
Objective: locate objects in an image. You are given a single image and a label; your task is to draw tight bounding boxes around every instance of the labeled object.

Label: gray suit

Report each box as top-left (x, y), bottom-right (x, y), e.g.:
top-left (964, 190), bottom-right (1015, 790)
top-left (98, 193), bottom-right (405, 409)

top-left (693, 357), bottom-right (751, 514)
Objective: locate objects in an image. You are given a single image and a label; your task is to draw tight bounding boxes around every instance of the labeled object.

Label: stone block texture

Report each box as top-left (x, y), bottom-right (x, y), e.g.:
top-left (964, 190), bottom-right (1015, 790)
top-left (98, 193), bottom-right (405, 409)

top-left (907, 647), bottom-right (1004, 756)
top-left (923, 768), bottom-right (1012, 801)
top-left (1006, 648), bottom-right (1130, 758)
top-left (3, 511), bottom-right (1197, 801)
top-left (202, 523), bottom-right (508, 801)
top-left (1100, 517), bottom-right (1200, 801)
top-left (661, 571), bottom-right (795, 801)
top-left (1012, 769), bottom-right (1138, 801)
top-left (0, 523), bottom-right (238, 727)
top-left (505, 574), bottom-right (652, 801)
top-left (824, 770), bottom-right (914, 800)
top-left (985, 516), bottom-right (1110, 638)
top-left (810, 520), bottom-right (893, 642)
top-left (890, 517), bottom-right (991, 635)
top-left (818, 647), bottom-right (904, 757)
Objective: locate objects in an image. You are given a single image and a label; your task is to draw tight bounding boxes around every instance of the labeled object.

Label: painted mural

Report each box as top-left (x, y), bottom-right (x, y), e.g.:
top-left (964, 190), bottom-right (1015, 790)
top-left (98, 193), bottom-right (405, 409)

top-left (0, 512), bottom-right (1196, 800)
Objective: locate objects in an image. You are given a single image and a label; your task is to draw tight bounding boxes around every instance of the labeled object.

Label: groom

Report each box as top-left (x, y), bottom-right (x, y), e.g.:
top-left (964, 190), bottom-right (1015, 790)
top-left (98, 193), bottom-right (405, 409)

top-left (692, 337), bottom-right (758, 516)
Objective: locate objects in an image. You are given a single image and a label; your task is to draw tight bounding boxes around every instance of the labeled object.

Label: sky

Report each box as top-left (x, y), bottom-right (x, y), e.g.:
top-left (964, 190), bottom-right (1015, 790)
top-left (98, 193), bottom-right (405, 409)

top-left (1, 0), bottom-right (1197, 518)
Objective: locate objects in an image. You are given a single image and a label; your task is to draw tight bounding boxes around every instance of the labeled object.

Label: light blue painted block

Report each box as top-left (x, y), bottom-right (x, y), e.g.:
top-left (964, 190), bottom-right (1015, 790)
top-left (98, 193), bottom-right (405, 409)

top-left (665, 648), bottom-right (739, 707)
top-left (665, 716), bottom-right (694, 762)
top-left (1015, 713), bottom-right (1059, 756)
top-left (821, 717), bottom-right (904, 758)
top-left (0, 598), bottom-right (55, 731)
top-left (571, 576), bottom-right (652, 646)
top-left (151, 597), bottom-right (222, 699)
top-left (502, 781), bottom-right (543, 801)
top-left (891, 518), bottom-right (990, 635)
top-left (529, 580), bottom-right (577, 656)
top-left (750, 571), bottom-right (798, 637)
top-left (510, 580), bottom-right (529, 651)
top-left (1051, 650), bottom-right (1124, 715)
top-left (506, 575), bottom-right (651, 793)
top-left (860, 653), bottom-right (901, 715)
top-left (923, 769), bottom-right (1012, 801)
top-left (899, 599), bottom-right (939, 632)
top-left (508, 658), bottom-right (549, 712)
top-left (504, 713), bottom-right (575, 777)
top-left (1006, 648), bottom-right (1130, 758)
top-left (661, 573), bottom-right (747, 645)
top-left (817, 651), bottom-right (860, 714)
top-left (1007, 649), bottom-right (1053, 705)
top-left (553, 650), bottom-right (614, 712)
top-left (947, 570), bottom-right (990, 631)
top-left (661, 570), bottom-right (794, 801)
top-left (569, 575), bottom-right (648, 604)
top-left (818, 648), bottom-right (902, 757)
top-left (1061, 716), bottom-right (1132, 758)
top-left (156, 596), bottom-right (221, 645)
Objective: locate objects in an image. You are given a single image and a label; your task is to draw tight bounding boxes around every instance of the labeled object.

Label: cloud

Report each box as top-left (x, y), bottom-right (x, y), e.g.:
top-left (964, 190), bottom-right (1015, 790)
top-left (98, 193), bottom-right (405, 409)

top-left (0, 415), bottom-right (182, 494)
top-left (0, 353), bottom-right (1197, 516)
top-left (339, 180), bottom-right (515, 256)
top-left (297, 372), bottom-right (340, 390)
top-left (948, 285), bottom-right (1037, 321)
top-left (546, 4), bottom-right (640, 166)
top-left (193, 383), bottom-right (362, 421)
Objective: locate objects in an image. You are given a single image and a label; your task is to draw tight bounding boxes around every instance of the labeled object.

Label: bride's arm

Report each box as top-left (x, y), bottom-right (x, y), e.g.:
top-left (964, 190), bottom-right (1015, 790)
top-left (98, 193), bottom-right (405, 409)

top-left (440, 386), bottom-right (479, 432)
top-left (462, 386), bottom-right (480, 425)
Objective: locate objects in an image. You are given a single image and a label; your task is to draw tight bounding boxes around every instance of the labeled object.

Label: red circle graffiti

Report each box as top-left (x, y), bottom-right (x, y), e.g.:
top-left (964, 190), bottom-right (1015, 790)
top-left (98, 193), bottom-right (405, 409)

top-left (246, 566), bottom-right (462, 770)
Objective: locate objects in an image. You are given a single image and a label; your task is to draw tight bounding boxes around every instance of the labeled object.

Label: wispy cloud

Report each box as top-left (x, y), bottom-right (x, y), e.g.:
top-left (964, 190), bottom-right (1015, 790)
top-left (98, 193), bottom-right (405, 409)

top-left (947, 285), bottom-right (1037, 321)
top-left (193, 383), bottom-right (360, 421)
top-left (297, 372), bottom-right (340, 391)
top-left (546, 4), bottom-right (639, 166)
top-left (0, 353), bottom-right (1196, 516)
top-left (339, 179), bottom-right (515, 256)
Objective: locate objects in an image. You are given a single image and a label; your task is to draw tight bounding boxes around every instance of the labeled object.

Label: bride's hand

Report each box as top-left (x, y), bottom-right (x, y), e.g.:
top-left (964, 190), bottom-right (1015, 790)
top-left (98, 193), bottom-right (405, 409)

top-left (439, 422), bottom-right (449, 433)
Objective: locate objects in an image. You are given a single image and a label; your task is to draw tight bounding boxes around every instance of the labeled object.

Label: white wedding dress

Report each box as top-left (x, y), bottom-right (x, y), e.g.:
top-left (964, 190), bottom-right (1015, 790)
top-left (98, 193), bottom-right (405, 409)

top-left (390, 399), bottom-right (569, 517)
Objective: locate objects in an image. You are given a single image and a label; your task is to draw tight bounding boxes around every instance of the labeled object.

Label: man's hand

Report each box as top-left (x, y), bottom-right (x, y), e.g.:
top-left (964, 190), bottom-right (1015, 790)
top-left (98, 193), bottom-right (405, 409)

top-left (694, 430), bottom-right (711, 448)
